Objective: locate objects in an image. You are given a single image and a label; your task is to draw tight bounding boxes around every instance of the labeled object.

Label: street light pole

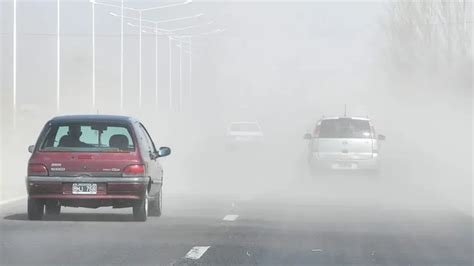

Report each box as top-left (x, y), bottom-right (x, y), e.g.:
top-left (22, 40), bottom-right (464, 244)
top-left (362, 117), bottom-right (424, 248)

top-left (169, 38), bottom-right (188, 112)
top-left (138, 10), bottom-right (142, 108)
top-left (13, 0), bottom-right (17, 126)
top-left (120, 0), bottom-right (124, 111)
top-left (179, 40), bottom-right (183, 111)
top-left (188, 36), bottom-right (192, 101)
top-left (92, 0), bottom-right (192, 110)
top-left (112, 12), bottom-right (205, 113)
top-left (155, 23), bottom-right (159, 110)
top-left (169, 37), bottom-right (173, 111)
top-left (57, 0), bottom-right (61, 112)
top-left (92, 0), bottom-right (95, 110)
top-left (175, 40), bottom-right (190, 112)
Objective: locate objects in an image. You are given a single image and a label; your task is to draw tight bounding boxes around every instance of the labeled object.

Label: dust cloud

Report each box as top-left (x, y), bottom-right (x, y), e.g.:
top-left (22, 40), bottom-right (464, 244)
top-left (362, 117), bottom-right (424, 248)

top-left (1, 0), bottom-right (472, 216)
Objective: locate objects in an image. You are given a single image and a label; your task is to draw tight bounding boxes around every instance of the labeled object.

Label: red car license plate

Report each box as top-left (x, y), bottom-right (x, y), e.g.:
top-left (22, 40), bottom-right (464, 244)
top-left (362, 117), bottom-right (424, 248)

top-left (72, 183), bottom-right (97, 194)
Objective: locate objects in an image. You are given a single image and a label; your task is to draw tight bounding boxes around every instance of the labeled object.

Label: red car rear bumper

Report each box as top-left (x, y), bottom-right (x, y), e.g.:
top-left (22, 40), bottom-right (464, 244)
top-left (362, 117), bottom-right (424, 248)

top-left (26, 176), bottom-right (148, 200)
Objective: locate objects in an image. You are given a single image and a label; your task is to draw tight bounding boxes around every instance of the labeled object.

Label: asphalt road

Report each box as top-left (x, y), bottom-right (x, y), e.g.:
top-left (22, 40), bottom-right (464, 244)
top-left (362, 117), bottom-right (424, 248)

top-left (0, 176), bottom-right (472, 266)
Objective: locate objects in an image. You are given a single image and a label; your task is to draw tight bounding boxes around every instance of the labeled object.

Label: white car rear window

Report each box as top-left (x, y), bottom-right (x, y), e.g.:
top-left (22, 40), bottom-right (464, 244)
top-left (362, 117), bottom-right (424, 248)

top-left (319, 118), bottom-right (372, 139)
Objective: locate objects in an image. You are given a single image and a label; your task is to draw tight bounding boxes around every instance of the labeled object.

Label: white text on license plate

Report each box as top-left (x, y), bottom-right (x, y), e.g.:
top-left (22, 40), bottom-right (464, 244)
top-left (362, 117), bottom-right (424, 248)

top-left (72, 183), bottom-right (97, 194)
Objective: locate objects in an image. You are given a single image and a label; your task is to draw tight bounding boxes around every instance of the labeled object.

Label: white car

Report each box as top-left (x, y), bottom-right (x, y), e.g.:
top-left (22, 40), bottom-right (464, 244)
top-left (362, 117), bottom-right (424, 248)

top-left (227, 121), bottom-right (264, 147)
top-left (304, 116), bottom-right (385, 175)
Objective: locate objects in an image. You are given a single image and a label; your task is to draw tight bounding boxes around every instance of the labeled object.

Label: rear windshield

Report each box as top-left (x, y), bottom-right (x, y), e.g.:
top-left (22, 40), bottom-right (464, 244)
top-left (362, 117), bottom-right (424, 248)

top-left (39, 122), bottom-right (135, 152)
top-left (319, 118), bottom-right (372, 139)
top-left (229, 123), bottom-right (261, 132)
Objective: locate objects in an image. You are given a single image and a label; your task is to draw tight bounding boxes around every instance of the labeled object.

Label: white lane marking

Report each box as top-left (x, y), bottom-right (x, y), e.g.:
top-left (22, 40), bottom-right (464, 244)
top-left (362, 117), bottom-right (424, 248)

top-left (223, 214), bottom-right (239, 221)
top-left (311, 249), bottom-right (323, 252)
top-left (0, 196), bottom-right (26, 206)
top-left (184, 246), bottom-right (211, 260)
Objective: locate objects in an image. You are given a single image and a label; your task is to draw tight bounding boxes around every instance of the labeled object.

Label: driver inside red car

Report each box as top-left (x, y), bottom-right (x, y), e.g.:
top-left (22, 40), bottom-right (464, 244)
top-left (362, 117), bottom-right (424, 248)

top-left (59, 125), bottom-right (92, 147)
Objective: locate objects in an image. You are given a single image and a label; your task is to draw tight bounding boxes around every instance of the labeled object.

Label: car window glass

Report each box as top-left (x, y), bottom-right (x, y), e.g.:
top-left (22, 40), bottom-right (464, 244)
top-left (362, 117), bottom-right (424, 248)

top-left (53, 126), bottom-right (68, 147)
top-left (101, 127), bottom-right (133, 147)
top-left (41, 123), bottom-right (135, 152)
top-left (79, 126), bottom-right (99, 145)
top-left (319, 119), bottom-right (372, 139)
top-left (138, 124), bottom-right (156, 152)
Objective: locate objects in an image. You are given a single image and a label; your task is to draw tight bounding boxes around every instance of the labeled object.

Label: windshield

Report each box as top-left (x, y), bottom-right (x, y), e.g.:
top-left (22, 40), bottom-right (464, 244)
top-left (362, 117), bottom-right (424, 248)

top-left (319, 119), bottom-right (372, 139)
top-left (40, 123), bottom-right (135, 152)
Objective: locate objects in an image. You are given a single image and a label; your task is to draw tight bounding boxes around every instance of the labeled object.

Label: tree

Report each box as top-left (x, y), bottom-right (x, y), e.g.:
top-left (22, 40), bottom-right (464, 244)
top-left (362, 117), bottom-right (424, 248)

top-left (381, 0), bottom-right (472, 88)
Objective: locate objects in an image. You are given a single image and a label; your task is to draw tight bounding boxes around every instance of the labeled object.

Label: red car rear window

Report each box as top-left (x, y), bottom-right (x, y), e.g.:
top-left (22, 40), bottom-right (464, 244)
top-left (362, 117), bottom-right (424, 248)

top-left (39, 122), bottom-right (135, 152)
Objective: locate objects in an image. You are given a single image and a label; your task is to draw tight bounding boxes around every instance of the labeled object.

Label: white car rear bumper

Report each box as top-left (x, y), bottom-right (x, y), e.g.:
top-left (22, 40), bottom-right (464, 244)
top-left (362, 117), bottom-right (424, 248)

top-left (309, 153), bottom-right (379, 171)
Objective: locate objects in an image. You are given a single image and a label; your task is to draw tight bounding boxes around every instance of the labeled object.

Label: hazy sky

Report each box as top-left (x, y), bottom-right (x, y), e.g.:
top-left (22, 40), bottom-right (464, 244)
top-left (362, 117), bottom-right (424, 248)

top-left (1, 0), bottom-right (387, 115)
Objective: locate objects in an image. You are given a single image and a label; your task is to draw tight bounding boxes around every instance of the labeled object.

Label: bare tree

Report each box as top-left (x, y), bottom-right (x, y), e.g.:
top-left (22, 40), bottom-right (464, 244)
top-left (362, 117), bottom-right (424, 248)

top-left (381, 0), bottom-right (472, 88)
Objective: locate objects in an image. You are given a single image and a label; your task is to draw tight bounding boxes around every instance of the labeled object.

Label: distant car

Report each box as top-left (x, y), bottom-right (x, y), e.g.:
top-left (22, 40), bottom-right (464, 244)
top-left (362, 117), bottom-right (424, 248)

top-left (226, 121), bottom-right (264, 148)
top-left (304, 116), bottom-right (385, 175)
top-left (26, 115), bottom-right (171, 221)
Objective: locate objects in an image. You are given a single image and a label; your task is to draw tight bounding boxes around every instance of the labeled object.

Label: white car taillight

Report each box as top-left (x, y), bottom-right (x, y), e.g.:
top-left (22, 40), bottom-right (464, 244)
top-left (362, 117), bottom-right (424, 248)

top-left (372, 149), bottom-right (378, 157)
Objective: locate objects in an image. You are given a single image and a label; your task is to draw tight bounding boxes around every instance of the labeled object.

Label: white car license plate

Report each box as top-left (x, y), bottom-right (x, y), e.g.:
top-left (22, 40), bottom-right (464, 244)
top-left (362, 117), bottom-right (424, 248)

top-left (72, 183), bottom-right (97, 194)
top-left (236, 136), bottom-right (251, 141)
top-left (332, 163), bottom-right (357, 170)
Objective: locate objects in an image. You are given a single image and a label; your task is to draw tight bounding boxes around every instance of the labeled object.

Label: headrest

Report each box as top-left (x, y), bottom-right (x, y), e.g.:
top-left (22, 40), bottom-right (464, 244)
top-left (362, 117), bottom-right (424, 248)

top-left (109, 134), bottom-right (129, 150)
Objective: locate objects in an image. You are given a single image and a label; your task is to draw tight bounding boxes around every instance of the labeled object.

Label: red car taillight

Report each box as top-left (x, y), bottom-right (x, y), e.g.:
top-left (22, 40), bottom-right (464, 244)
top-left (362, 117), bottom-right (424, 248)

top-left (123, 164), bottom-right (145, 177)
top-left (28, 164), bottom-right (49, 176)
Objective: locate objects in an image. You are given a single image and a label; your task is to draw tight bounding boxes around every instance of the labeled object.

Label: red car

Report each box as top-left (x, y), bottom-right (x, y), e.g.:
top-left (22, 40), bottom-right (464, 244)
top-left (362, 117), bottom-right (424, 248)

top-left (26, 115), bottom-right (171, 221)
